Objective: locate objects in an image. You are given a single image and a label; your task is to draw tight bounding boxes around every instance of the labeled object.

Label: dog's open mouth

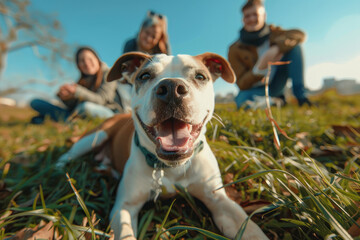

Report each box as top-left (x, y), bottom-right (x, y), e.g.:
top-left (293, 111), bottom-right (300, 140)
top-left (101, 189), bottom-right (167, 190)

top-left (138, 114), bottom-right (206, 162)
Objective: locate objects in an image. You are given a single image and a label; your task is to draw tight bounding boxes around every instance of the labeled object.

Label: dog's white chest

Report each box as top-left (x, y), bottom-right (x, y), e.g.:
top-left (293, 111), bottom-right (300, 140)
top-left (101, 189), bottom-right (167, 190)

top-left (150, 166), bottom-right (191, 200)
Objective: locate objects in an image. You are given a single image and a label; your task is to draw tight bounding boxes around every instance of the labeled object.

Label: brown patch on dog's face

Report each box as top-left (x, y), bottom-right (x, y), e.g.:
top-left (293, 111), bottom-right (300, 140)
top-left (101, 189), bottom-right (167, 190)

top-left (107, 52), bottom-right (152, 84)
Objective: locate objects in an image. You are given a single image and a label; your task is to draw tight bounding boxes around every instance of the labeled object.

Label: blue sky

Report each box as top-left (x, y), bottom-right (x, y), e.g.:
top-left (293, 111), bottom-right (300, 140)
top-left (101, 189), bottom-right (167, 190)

top-left (2, 0), bottom-right (360, 102)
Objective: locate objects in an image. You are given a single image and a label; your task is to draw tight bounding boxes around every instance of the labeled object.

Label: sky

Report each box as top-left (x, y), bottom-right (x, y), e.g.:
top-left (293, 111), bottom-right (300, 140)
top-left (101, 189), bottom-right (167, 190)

top-left (2, 0), bottom-right (360, 103)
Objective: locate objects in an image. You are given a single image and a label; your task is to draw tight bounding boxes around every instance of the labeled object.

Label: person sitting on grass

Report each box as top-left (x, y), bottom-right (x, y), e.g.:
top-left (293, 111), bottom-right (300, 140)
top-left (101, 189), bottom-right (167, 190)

top-left (228, 0), bottom-right (312, 109)
top-left (30, 46), bottom-right (124, 124)
top-left (123, 10), bottom-right (171, 55)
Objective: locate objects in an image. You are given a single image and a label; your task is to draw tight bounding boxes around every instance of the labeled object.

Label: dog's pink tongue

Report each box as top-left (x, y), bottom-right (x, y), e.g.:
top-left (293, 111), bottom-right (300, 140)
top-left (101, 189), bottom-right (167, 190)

top-left (157, 118), bottom-right (191, 151)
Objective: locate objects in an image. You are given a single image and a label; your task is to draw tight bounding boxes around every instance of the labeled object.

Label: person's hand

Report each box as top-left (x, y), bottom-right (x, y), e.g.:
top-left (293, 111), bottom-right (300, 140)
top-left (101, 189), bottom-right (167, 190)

top-left (57, 84), bottom-right (77, 100)
top-left (284, 38), bottom-right (297, 47)
top-left (256, 45), bottom-right (283, 70)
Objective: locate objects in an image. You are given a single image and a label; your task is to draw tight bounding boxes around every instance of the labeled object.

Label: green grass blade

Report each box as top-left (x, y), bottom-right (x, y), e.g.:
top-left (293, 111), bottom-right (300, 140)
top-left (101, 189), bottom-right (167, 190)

top-left (154, 199), bottom-right (176, 240)
top-left (138, 209), bottom-right (155, 240)
top-left (66, 173), bottom-right (95, 239)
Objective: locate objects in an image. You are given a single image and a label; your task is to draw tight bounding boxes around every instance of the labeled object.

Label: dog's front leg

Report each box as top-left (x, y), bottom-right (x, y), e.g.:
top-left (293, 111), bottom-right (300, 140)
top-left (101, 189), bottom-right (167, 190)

top-left (111, 202), bottom-right (144, 240)
top-left (110, 158), bottom-right (151, 239)
top-left (189, 186), bottom-right (268, 240)
top-left (188, 149), bottom-right (268, 240)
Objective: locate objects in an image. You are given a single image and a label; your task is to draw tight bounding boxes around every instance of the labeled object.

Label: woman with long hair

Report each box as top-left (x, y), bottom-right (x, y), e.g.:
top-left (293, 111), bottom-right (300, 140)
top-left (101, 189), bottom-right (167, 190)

top-left (123, 11), bottom-right (171, 54)
top-left (30, 47), bottom-right (123, 124)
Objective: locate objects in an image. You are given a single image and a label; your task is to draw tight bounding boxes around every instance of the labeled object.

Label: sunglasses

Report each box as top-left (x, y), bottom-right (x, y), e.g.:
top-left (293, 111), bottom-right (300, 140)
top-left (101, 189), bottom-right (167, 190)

top-left (149, 11), bottom-right (164, 19)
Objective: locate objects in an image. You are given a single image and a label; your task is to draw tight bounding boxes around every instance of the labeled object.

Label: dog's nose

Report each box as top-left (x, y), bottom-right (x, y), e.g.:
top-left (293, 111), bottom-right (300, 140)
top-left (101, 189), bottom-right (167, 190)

top-left (155, 79), bottom-right (189, 103)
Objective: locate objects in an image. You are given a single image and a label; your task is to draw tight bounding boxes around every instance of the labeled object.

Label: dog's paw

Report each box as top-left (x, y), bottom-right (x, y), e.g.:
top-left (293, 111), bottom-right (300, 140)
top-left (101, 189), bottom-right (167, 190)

top-left (119, 236), bottom-right (136, 240)
top-left (55, 153), bottom-right (70, 169)
top-left (241, 235), bottom-right (269, 240)
top-left (238, 221), bottom-right (269, 240)
top-left (118, 222), bottom-right (136, 240)
top-left (240, 228), bottom-right (269, 240)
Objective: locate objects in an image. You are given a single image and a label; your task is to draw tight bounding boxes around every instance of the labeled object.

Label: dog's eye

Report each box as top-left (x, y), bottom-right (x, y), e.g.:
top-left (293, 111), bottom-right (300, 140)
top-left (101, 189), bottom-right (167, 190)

top-left (139, 72), bottom-right (151, 81)
top-left (195, 73), bottom-right (206, 81)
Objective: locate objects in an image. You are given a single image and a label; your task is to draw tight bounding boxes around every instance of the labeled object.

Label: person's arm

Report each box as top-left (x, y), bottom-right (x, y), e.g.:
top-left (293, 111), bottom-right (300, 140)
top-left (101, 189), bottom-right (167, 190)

top-left (228, 42), bottom-right (263, 90)
top-left (270, 26), bottom-right (306, 53)
top-left (74, 79), bottom-right (118, 105)
top-left (57, 84), bottom-right (78, 110)
top-left (253, 45), bottom-right (283, 75)
top-left (60, 98), bottom-right (78, 110)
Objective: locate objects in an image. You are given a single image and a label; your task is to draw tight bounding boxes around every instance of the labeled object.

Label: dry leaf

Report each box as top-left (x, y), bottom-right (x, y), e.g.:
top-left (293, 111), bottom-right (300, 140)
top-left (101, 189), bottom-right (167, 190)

top-left (348, 217), bottom-right (360, 237)
top-left (0, 180), bottom-right (12, 199)
top-left (37, 139), bottom-right (52, 152)
top-left (0, 210), bottom-right (12, 225)
top-left (241, 200), bottom-right (272, 215)
top-left (224, 173), bottom-right (247, 204)
top-left (311, 145), bottom-right (343, 157)
top-left (295, 132), bottom-right (312, 151)
top-left (11, 220), bottom-right (55, 240)
top-left (332, 125), bottom-right (360, 139)
top-left (219, 135), bottom-right (229, 143)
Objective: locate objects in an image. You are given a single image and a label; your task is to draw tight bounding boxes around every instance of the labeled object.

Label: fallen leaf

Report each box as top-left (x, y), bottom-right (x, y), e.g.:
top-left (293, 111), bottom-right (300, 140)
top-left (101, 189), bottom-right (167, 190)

top-left (0, 180), bottom-right (12, 199)
top-left (252, 132), bottom-right (263, 142)
top-left (240, 200), bottom-right (272, 215)
top-left (219, 135), bottom-right (229, 143)
top-left (348, 217), bottom-right (360, 237)
top-left (332, 125), bottom-right (360, 139)
top-left (0, 210), bottom-right (12, 225)
top-left (37, 139), bottom-right (52, 152)
top-left (223, 173), bottom-right (243, 204)
top-left (311, 145), bottom-right (343, 157)
top-left (82, 212), bottom-right (101, 240)
top-left (295, 132), bottom-right (312, 151)
top-left (11, 220), bottom-right (55, 240)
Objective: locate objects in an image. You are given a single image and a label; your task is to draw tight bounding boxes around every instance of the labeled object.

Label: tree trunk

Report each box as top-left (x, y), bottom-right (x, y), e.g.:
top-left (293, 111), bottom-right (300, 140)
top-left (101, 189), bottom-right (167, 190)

top-left (0, 52), bottom-right (7, 79)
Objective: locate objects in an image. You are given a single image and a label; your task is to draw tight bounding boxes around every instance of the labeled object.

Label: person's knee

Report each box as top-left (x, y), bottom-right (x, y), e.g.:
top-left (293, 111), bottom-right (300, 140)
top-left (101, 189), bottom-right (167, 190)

top-left (235, 92), bottom-right (253, 108)
top-left (30, 99), bottom-right (47, 111)
top-left (30, 99), bottom-right (41, 109)
top-left (75, 102), bottom-right (90, 115)
top-left (285, 44), bottom-right (303, 60)
top-left (75, 102), bottom-right (113, 118)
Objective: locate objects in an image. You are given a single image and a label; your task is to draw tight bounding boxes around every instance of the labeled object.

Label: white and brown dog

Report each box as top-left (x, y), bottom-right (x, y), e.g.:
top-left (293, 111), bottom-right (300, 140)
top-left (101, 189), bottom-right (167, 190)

top-left (57, 52), bottom-right (268, 240)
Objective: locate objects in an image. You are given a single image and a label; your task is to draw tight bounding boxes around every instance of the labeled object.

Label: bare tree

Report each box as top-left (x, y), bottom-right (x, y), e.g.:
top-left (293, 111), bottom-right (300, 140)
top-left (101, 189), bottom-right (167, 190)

top-left (0, 0), bottom-right (72, 80)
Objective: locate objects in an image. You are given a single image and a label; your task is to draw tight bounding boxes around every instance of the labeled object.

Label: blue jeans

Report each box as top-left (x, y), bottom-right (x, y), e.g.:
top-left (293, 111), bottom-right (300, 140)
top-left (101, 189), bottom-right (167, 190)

top-left (73, 101), bottom-right (115, 118)
top-left (30, 99), bottom-right (70, 122)
top-left (30, 99), bottom-right (115, 123)
top-left (235, 45), bottom-right (307, 108)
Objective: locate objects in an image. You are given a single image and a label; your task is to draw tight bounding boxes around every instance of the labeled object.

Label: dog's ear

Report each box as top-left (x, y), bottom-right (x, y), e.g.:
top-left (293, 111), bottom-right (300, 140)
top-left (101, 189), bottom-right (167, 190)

top-left (107, 52), bottom-right (151, 83)
top-left (195, 52), bottom-right (236, 83)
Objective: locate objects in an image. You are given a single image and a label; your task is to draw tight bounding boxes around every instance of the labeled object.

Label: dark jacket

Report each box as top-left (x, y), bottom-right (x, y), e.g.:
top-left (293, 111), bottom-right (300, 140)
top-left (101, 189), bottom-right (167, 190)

top-left (123, 37), bottom-right (171, 54)
top-left (228, 25), bottom-right (305, 90)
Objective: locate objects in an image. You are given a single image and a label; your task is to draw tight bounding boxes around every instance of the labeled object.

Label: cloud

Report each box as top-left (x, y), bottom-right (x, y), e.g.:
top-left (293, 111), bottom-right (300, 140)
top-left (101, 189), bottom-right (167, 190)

top-left (305, 15), bottom-right (360, 65)
top-left (305, 54), bottom-right (360, 90)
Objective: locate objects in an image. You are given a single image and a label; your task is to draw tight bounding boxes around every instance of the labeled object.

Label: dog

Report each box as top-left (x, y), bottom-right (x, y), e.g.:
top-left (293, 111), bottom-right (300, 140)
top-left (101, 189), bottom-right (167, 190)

top-left (57, 52), bottom-right (269, 240)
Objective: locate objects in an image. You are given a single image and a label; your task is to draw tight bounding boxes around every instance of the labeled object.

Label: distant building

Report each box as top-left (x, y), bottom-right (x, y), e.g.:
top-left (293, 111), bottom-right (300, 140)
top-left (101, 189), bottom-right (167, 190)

top-left (309, 77), bottom-right (360, 96)
top-left (0, 97), bottom-right (16, 106)
top-left (215, 92), bottom-right (235, 103)
top-left (213, 76), bottom-right (359, 103)
top-left (323, 77), bottom-right (336, 89)
top-left (336, 79), bottom-right (360, 95)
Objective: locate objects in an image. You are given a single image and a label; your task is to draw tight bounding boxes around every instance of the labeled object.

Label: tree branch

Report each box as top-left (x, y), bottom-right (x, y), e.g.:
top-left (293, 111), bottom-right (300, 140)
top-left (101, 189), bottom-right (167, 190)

top-left (7, 40), bottom-right (41, 52)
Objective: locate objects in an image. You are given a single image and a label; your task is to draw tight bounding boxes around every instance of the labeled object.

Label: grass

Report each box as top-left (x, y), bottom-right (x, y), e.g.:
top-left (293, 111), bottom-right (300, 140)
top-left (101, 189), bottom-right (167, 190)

top-left (0, 89), bottom-right (360, 239)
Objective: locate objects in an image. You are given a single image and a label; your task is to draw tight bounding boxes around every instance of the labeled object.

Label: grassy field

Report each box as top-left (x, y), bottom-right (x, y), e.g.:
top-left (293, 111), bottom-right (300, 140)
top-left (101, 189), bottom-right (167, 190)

top-left (1, 90), bottom-right (360, 240)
